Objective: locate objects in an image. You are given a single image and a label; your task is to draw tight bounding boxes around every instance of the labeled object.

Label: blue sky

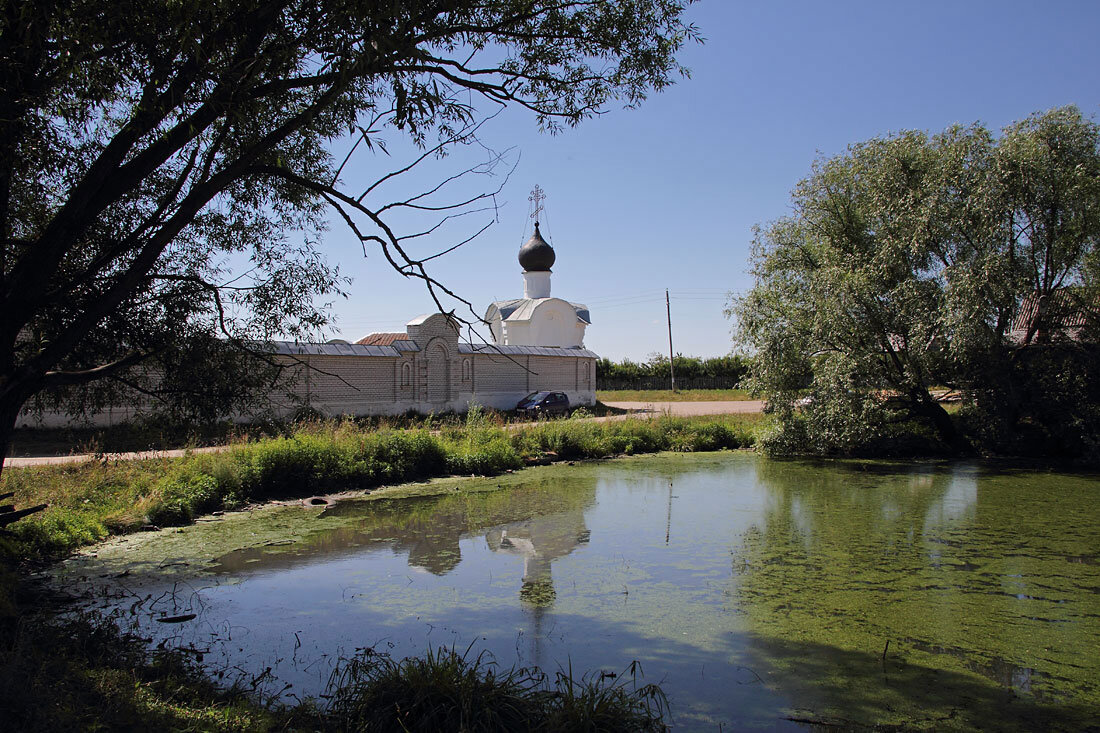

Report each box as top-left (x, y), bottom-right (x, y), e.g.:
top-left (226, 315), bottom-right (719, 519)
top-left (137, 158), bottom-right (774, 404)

top-left (317, 1), bottom-right (1100, 362)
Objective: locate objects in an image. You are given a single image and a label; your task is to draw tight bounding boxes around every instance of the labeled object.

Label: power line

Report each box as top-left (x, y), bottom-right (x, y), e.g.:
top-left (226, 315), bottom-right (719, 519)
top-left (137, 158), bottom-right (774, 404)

top-left (584, 290), bottom-right (666, 304)
top-left (583, 288), bottom-right (730, 304)
top-left (596, 299), bottom-right (666, 310)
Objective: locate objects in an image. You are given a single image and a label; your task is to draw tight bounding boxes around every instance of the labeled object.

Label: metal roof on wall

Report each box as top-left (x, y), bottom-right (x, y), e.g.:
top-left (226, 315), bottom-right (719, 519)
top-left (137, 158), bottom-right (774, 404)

top-left (268, 341), bottom-right (595, 359)
top-left (459, 344), bottom-right (598, 358)
top-left (269, 341), bottom-right (403, 357)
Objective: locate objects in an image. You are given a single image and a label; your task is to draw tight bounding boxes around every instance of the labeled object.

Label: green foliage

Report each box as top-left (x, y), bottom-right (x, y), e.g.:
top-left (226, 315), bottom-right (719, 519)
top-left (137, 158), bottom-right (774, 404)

top-left (0, 458), bottom-right (165, 558)
top-left (7, 507), bottom-right (112, 558)
top-left (959, 345), bottom-right (1100, 457)
top-left (734, 106), bottom-right (1100, 457)
top-left (323, 646), bottom-right (541, 732)
top-left (513, 415), bottom-right (754, 459)
top-left (447, 436), bottom-right (523, 476)
top-left (446, 414), bottom-right (524, 475)
top-left (240, 434), bottom-right (354, 496)
top-left (543, 661), bottom-right (669, 732)
top-left (320, 646), bottom-right (668, 732)
top-left (597, 354), bottom-right (751, 389)
top-left (596, 388), bottom-right (753, 402)
top-left (148, 471), bottom-right (221, 527)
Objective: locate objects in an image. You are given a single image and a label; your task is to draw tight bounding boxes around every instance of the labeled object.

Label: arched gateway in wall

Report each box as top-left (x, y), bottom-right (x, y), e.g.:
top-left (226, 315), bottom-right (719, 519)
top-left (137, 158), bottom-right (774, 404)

top-left (425, 342), bottom-right (450, 403)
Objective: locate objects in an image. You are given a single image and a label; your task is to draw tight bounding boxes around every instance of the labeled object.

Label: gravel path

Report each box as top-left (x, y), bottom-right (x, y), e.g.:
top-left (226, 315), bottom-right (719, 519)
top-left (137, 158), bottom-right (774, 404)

top-left (4, 445), bottom-right (229, 468)
top-left (5, 400), bottom-right (765, 467)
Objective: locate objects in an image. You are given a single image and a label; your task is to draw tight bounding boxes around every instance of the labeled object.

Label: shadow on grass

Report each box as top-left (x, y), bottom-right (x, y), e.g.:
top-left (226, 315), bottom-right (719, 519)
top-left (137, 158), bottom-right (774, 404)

top-left (0, 609), bottom-right (274, 732)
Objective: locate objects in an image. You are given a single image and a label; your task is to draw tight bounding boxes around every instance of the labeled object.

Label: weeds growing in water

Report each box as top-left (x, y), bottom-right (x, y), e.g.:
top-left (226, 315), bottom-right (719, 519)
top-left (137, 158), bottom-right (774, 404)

top-left (311, 644), bottom-right (668, 732)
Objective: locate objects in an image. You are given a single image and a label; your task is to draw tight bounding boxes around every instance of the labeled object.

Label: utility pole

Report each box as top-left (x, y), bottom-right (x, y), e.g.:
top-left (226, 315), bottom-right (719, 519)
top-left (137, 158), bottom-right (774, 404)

top-left (666, 288), bottom-right (676, 392)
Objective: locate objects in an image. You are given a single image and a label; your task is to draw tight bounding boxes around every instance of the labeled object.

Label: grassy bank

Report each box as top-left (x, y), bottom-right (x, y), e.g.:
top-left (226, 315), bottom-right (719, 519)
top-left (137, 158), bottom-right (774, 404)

top-left (597, 388), bottom-right (753, 402)
top-left (2, 411), bottom-right (762, 560)
top-left (7, 404), bottom-right (633, 459)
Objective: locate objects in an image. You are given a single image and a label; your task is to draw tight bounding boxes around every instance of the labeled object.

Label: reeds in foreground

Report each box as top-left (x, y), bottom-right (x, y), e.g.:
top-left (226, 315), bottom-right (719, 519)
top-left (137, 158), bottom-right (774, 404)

top-left (316, 644), bottom-right (669, 732)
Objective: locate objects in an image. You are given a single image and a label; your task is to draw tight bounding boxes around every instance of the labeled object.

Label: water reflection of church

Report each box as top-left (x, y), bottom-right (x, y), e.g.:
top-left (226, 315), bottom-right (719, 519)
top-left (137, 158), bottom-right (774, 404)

top-left (486, 512), bottom-right (591, 606)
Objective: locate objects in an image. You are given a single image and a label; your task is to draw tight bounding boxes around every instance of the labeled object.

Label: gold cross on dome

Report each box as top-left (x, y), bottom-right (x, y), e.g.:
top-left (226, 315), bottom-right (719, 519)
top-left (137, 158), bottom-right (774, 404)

top-left (528, 184), bottom-right (546, 224)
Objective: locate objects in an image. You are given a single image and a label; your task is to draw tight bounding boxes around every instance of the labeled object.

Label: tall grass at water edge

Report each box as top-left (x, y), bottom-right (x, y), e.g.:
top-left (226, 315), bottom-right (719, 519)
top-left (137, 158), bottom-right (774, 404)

top-left (309, 645), bottom-right (668, 732)
top-left (2, 412), bottom-right (762, 559)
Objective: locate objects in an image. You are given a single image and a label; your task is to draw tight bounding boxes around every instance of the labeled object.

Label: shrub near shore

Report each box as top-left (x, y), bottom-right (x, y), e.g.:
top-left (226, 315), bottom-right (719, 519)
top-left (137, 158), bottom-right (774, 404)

top-left (2, 412), bottom-right (762, 560)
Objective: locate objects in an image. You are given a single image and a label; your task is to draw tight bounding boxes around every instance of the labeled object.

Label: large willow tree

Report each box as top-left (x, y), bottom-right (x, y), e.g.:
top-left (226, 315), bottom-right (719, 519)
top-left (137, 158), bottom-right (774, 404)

top-left (733, 107), bottom-right (1100, 456)
top-left (0, 1), bottom-right (700, 472)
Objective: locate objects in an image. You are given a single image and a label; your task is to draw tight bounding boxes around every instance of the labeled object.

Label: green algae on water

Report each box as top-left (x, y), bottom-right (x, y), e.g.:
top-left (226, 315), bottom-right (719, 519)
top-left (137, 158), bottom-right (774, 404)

top-left (56, 452), bottom-right (1100, 730)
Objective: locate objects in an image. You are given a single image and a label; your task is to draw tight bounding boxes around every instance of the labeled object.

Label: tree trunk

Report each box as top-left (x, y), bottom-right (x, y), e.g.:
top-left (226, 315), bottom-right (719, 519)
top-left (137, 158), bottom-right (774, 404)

top-left (0, 392), bottom-right (27, 485)
top-left (915, 397), bottom-right (972, 455)
top-left (0, 394), bottom-right (50, 528)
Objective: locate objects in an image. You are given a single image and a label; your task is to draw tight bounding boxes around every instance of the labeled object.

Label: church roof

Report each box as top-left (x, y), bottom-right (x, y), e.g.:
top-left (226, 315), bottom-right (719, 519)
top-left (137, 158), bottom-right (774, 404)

top-left (356, 332), bottom-right (411, 346)
top-left (518, 222), bottom-right (556, 271)
top-left (489, 298), bottom-right (591, 324)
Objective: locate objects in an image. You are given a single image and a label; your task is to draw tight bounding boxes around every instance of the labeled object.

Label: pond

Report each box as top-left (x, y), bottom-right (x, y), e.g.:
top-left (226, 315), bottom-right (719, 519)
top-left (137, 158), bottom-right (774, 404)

top-left (58, 452), bottom-right (1100, 730)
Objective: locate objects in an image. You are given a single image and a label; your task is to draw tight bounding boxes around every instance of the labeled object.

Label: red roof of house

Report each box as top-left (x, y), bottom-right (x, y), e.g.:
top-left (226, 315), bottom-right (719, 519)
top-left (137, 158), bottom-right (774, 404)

top-left (356, 332), bottom-right (411, 346)
top-left (1010, 289), bottom-right (1097, 344)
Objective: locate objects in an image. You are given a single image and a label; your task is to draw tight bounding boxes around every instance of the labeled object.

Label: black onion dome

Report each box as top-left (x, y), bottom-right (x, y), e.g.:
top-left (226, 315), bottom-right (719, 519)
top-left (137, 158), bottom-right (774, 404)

top-left (518, 222), bottom-right (555, 271)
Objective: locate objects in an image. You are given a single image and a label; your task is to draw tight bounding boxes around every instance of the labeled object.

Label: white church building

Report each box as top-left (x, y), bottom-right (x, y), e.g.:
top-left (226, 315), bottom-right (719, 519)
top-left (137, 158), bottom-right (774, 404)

top-left (18, 213), bottom-right (597, 426)
top-left (485, 221), bottom-right (591, 349)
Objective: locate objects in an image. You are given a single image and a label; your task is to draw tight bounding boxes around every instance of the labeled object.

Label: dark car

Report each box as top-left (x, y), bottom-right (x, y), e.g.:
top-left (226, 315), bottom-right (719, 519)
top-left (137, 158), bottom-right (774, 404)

top-left (516, 391), bottom-right (570, 418)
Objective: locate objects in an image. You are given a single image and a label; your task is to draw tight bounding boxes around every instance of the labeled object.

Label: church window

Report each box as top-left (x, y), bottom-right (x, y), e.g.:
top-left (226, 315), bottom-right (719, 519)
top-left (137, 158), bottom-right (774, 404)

top-left (462, 358), bottom-right (472, 381)
top-left (401, 362), bottom-right (412, 387)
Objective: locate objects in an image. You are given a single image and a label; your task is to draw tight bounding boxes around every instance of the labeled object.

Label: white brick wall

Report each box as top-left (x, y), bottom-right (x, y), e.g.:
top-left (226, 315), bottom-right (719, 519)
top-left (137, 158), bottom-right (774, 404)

top-left (16, 313), bottom-right (596, 426)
